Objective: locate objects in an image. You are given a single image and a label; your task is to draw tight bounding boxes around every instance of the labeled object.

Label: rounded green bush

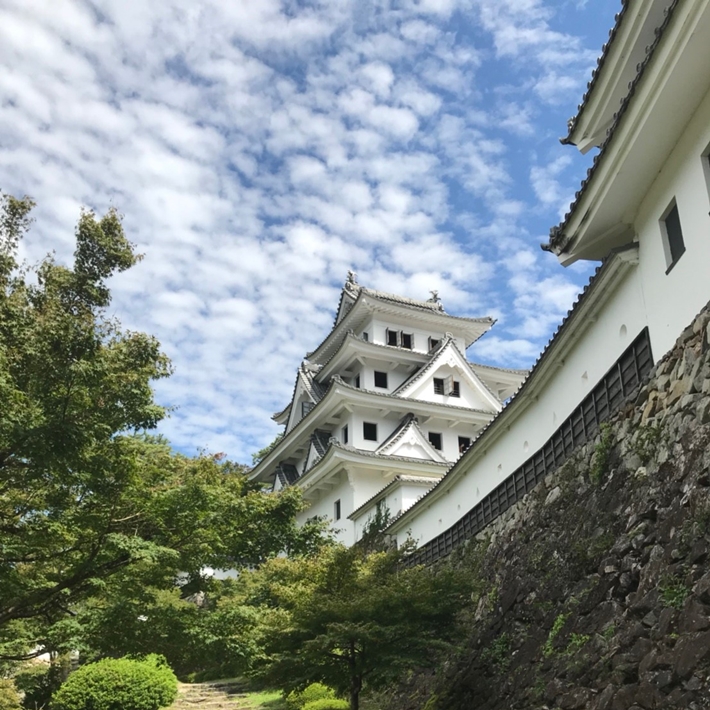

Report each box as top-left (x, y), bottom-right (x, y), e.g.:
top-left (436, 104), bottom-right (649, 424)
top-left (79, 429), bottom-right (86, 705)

top-left (286, 683), bottom-right (335, 709)
top-left (301, 700), bottom-right (349, 710)
top-left (0, 679), bottom-right (21, 710)
top-left (50, 655), bottom-right (177, 710)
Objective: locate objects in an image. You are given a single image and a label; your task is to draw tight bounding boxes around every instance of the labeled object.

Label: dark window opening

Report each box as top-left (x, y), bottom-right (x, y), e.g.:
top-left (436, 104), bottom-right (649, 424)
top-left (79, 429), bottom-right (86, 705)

top-left (363, 422), bottom-right (378, 441)
top-left (428, 337), bottom-right (440, 351)
top-left (450, 380), bottom-right (461, 398)
top-left (663, 202), bottom-right (686, 271)
top-left (401, 332), bottom-right (413, 349)
top-left (362, 332), bottom-right (369, 341)
top-left (342, 425), bottom-right (348, 445)
top-left (374, 371), bottom-right (388, 388)
top-left (334, 499), bottom-right (341, 521)
top-left (387, 329), bottom-right (398, 346)
top-left (301, 401), bottom-right (314, 417)
top-left (458, 436), bottom-right (471, 454)
top-left (428, 432), bottom-right (443, 451)
top-left (355, 374), bottom-right (360, 389)
top-left (433, 378), bottom-right (445, 395)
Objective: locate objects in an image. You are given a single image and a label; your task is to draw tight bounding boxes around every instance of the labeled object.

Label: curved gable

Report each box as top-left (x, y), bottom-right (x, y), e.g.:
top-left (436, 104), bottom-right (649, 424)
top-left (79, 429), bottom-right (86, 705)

top-left (394, 338), bottom-right (503, 414)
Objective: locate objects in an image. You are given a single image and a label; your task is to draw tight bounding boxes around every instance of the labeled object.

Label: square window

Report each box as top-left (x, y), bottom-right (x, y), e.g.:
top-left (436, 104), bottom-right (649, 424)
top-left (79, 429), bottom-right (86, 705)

top-left (458, 436), bottom-right (471, 454)
top-left (387, 329), bottom-right (398, 346)
top-left (363, 422), bottom-right (378, 441)
top-left (433, 378), bottom-right (445, 395)
top-left (342, 425), bottom-right (348, 445)
top-left (428, 432), bottom-right (442, 450)
top-left (334, 499), bottom-right (341, 521)
top-left (450, 380), bottom-right (461, 398)
top-left (428, 337), bottom-right (440, 351)
top-left (374, 370), bottom-right (388, 388)
top-left (401, 332), bottom-right (413, 349)
top-left (661, 201), bottom-right (686, 272)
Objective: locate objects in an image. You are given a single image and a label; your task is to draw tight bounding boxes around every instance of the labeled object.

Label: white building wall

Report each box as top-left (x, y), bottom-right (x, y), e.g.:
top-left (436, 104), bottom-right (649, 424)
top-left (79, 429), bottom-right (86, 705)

top-left (298, 467), bottom-right (395, 546)
top-left (397, 267), bottom-right (649, 547)
top-left (635, 85), bottom-right (710, 360)
top-left (369, 318), bottom-right (466, 353)
top-left (404, 363), bottom-right (499, 412)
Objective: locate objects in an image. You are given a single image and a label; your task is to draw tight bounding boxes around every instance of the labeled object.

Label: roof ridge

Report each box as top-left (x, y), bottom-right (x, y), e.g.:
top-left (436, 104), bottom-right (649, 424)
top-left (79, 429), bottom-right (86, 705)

top-left (546, 0), bottom-right (681, 254)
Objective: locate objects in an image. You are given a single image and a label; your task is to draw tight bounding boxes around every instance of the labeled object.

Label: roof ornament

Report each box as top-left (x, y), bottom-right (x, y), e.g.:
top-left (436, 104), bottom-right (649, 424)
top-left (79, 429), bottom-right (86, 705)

top-left (427, 289), bottom-right (444, 311)
top-left (344, 270), bottom-right (359, 294)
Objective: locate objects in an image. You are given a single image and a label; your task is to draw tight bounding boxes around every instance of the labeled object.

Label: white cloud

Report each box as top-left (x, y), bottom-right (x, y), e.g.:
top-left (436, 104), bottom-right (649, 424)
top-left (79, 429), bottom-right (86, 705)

top-left (0, 0), bottom-right (602, 460)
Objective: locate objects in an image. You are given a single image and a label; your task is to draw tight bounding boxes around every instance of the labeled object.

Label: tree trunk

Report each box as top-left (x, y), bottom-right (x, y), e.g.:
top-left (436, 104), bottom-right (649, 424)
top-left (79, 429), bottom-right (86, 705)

top-left (348, 641), bottom-right (361, 710)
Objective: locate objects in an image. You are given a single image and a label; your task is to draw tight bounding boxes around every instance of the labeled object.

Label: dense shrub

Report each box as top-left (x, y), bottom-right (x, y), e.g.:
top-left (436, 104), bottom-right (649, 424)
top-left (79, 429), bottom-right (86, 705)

top-left (286, 683), bottom-right (335, 708)
top-left (0, 680), bottom-right (21, 710)
top-left (301, 700), bottom-right (349, 710)
top-left (50, 656), bottom-right (177, 710)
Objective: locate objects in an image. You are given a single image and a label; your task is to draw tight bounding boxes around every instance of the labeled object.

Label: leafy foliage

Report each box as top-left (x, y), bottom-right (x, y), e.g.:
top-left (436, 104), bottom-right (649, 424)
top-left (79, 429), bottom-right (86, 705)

top-left (301, 700), bottom-right (349, 710)
top-left (252, 545), bottom-right (468, 710)
top-left (50, 655), bottom-right (177, 710)
top-left (286, 683), bottom-right (336, 709)
top-left (0, 679), bottom-right (21, 710)
top-left (0, 195), bottom-right (326, 662)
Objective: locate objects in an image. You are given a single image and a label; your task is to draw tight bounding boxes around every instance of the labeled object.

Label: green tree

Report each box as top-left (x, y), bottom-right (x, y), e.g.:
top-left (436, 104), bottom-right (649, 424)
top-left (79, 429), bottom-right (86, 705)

top-left (0, 194), bottom-right (323, 662)
top-left (253, 545), bottom-right (468, 710)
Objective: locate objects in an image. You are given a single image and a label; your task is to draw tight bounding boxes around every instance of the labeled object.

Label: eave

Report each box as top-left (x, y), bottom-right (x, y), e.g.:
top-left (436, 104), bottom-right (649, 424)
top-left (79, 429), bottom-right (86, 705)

top-left (565, 0), bottom-right (672, 153)
top-left (297, 442), bottom-right (447, 497)
top-left (307, 290), bottom-right (494, 366)
top-left (249, 378), bottom-right (495, 484)
top-left (548, 0), bottom-right (710, 264)
top-left (316, 333), bottom-right (429, 383)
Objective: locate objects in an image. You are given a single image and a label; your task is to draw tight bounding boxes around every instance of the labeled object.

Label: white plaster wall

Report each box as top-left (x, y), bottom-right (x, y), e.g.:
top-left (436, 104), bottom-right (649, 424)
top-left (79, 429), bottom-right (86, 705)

top-left (635, 85), bottom-right (710, 359)
top-left (404, 362), bottom-right (499, 412)
top-left (298, 475), bottom-right (355, 546)
top-left (369, 318), bottom-right (466, 353)
top-left (397, 267), bottom-right (649, 548)
top-left (349, 409), bottom-right (400, 451)
top-left (353, 480), bottom-right (438, 540)
top-left (300, 468), bottom-right (395, 545)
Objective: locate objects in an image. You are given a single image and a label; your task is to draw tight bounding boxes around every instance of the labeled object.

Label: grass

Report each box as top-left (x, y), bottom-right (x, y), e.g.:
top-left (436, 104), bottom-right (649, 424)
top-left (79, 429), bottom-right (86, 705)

top-left (237, 690), bottom-right (288, 709)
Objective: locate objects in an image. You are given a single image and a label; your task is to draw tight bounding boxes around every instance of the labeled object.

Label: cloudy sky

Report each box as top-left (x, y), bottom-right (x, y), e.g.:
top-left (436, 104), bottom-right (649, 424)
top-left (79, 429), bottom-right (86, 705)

top-left (1, 0), bottom-right (621, 462)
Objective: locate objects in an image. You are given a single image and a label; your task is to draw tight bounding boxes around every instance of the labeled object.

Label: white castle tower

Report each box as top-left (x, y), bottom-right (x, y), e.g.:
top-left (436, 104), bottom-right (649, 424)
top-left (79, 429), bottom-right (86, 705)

top-left (249, 272), bottom-right (526, 545)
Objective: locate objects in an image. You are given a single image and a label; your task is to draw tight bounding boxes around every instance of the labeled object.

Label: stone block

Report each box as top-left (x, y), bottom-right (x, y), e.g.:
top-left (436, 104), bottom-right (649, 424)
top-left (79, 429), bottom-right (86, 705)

top-left (672, 630), bottom-right (710, 679)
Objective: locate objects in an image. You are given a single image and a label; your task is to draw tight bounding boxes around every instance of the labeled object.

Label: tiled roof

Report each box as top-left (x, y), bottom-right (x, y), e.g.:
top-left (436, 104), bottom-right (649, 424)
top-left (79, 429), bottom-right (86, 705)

top-left (376, 412), bottom-right (418, 450)
top-left (310, 429), bottom-right (331, 458)
top-left (334, 376), bottom-right (494, 416)
top-left (330, 440), bottom-right (449, 466)
top-left (562, 0), bottom-right (630, 144)
top-left (276, 463), bottom-right (299, 487)
top-left (470, 362), bottom-right (529, 377)
top-left (545, 0), bottom-right (681, 255)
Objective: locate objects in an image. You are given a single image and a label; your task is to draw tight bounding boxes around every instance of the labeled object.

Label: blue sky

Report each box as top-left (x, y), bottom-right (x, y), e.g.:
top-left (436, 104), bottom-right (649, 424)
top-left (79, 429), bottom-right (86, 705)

top-left (0, 0), bottom-right (621, 462)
